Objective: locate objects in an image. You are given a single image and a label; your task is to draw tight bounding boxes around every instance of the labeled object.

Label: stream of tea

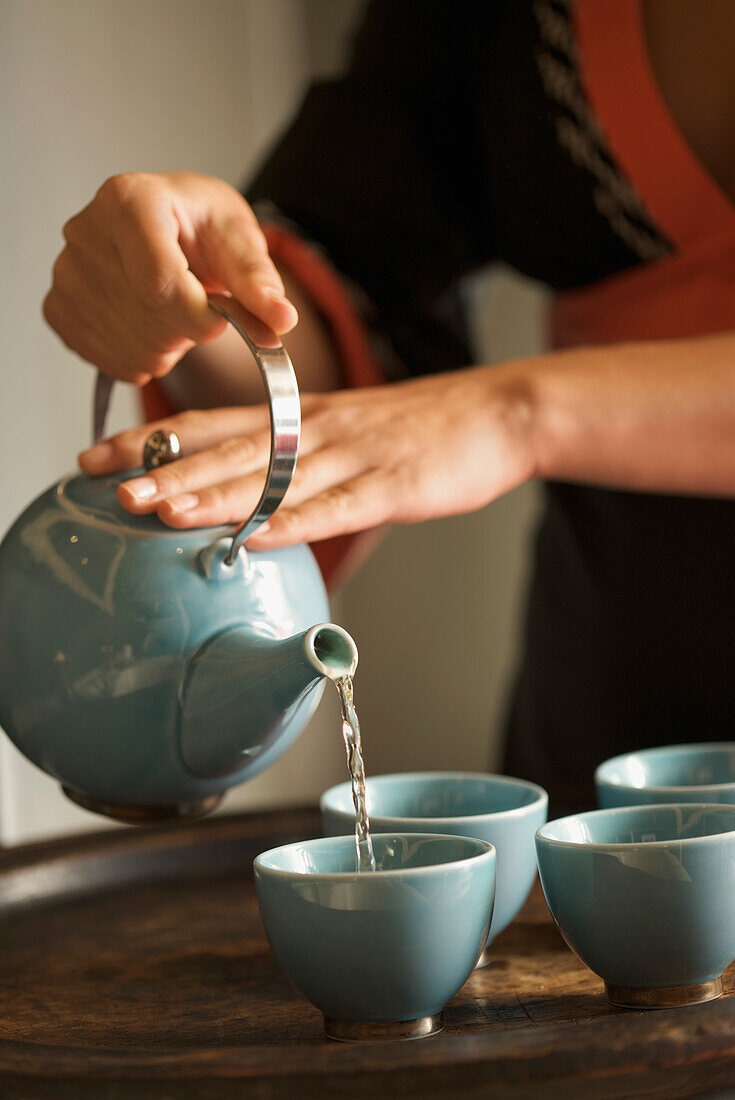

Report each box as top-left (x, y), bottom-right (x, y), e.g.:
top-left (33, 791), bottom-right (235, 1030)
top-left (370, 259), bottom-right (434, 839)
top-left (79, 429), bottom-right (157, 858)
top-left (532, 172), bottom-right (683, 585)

top-left (335, 675), bottom-right (376, 872)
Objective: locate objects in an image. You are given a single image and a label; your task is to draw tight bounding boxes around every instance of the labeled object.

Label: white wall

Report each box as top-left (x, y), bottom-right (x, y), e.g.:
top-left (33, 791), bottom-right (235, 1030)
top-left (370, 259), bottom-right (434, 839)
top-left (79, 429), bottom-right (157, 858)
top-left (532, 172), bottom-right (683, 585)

top-left (0, 0), bottom-right (544, 844)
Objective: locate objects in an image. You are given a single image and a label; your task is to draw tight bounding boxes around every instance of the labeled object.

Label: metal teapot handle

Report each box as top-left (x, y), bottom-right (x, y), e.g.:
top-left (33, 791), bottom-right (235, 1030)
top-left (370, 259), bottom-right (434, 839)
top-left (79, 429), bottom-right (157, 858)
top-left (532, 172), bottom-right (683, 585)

top-left (92, 293), bottom-right (300, 565)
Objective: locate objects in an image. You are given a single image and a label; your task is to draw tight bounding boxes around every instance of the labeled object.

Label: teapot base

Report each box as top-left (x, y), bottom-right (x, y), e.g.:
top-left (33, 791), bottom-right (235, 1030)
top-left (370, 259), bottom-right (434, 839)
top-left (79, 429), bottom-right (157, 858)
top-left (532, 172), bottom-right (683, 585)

top-left (62, 785), bottom-right (224, 825)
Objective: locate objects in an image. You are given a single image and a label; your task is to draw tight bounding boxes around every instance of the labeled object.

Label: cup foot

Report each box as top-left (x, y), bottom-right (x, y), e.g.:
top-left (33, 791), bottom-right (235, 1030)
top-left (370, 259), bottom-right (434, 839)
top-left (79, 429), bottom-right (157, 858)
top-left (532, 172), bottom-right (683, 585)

top-left (605, 976), bottom-right (723, 1009)
top-left (323, 1012), bottom-right (444, 1042)
top-left (62, 785), bottom-right (223, 824)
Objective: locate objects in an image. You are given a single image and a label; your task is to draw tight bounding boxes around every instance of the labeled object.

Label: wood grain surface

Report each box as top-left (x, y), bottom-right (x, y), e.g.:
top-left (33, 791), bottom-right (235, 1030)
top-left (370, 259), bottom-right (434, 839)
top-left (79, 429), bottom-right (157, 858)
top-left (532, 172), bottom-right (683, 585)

top-left (0, 807), bottom-right (733, 1099)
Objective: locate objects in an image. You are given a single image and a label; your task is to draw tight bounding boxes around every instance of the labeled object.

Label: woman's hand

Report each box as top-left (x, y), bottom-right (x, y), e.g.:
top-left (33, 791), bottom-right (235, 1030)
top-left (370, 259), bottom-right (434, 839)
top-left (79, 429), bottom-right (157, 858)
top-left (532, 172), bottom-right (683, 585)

top-left (43, 172), bottom-right (298, 385)
top-left (78, 366), bottom-right (538, 548)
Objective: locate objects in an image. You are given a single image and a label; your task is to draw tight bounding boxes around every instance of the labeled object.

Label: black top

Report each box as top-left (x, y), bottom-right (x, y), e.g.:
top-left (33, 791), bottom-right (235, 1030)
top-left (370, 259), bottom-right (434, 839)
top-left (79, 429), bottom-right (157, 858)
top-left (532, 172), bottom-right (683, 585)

top-left (247, 0), bottom-right (735, 811)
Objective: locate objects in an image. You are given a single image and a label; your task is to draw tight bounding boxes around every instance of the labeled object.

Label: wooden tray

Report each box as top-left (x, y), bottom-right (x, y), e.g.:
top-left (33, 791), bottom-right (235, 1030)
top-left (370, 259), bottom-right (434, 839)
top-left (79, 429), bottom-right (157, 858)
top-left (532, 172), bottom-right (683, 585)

top-left (0, 807), bottom-right (734, 1099)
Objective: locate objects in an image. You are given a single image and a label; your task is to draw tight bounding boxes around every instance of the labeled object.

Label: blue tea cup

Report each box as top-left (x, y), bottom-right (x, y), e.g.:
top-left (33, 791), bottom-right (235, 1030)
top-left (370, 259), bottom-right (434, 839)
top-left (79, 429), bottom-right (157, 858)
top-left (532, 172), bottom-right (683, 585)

top-left (535, 804), bottom-right (735, 1008)
top-left (596, 743), bottom-right (735, 808)
top-left (254, 832), bottom-right (495, 1040)
top-left (320, 771), bottom-right (547, 961)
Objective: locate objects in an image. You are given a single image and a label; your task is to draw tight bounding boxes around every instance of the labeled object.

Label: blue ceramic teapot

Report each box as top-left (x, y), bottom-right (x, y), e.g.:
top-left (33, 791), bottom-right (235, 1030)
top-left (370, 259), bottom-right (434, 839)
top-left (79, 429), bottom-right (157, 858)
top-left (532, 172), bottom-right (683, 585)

top-left (0, 296), bottom-right (357, 823)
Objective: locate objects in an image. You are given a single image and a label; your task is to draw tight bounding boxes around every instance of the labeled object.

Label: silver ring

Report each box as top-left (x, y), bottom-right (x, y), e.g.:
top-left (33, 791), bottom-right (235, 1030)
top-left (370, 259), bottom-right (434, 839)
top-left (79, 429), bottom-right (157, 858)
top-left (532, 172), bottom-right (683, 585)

top-left (92, 293), bottom-right (300, 564)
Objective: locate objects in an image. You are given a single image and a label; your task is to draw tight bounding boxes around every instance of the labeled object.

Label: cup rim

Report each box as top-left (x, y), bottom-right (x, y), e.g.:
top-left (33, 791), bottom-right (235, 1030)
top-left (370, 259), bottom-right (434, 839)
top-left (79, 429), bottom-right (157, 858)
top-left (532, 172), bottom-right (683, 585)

top-left (254, 831), bottom-right (496, 881)
top-left (319, 770), bottom-right (548, 826)
top-left (535, 803), bottom-right (735, 851)
top-left (594, 742), bottom-right (735, 794)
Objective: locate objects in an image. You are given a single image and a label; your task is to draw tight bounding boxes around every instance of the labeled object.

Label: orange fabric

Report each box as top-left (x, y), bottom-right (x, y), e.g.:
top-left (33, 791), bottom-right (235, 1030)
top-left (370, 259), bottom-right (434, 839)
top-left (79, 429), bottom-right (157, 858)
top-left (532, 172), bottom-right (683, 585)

top-left (142, 225), bottom-right (386, 589)
top-left (552, 0), bottom-right (735, 349)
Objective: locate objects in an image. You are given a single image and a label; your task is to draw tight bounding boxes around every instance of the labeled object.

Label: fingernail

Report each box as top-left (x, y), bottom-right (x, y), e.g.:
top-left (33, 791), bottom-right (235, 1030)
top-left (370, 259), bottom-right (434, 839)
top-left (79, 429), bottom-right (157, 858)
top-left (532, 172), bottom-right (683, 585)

top-left (166, 493), bottom-right (199, 513)
top-left (124, 476), bottom-right (157, 500)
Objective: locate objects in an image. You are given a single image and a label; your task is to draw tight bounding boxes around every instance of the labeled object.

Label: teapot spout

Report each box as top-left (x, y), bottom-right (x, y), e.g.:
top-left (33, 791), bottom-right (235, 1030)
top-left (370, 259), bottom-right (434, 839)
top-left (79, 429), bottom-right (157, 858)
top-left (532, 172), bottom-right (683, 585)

top-left (179, 623), bottom-right (357, 780)
top-left (303, 623), bottom-right (358, 681)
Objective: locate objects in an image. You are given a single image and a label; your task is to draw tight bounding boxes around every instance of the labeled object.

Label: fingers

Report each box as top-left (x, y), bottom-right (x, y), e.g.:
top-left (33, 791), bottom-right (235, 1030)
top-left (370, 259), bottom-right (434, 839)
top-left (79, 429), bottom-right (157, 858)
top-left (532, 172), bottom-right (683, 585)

top-left (78, 406), bottom-right (273, 475)
top-left (154, 443), bottom-right (365, 528)
top-left (44, 176), bottom-right (221, 383)
top-left (198, 200), bottom-right (298, 335)
top-left (44, 246), bottom-right (187, 383)
top-left (75, 367), bottom-right (516, 550)
top-left (101, 175), bottom-right (219, 343)
top-left (98, 388), bottom-right (400, 541)
top-left (43, 171), bottom-right (299, 385)
top-left (247, 469), bottom-right (396, 549)
top-left (43, 287), bottom-right (149, 384)
top-left (162, 171), bottom-right (298, 333)
top-left (117, 428), bottom-right (273, 514)
top-left (80, 393), bottom-right (332, 478)
top-left (155, 474), bottom-right (266, 528)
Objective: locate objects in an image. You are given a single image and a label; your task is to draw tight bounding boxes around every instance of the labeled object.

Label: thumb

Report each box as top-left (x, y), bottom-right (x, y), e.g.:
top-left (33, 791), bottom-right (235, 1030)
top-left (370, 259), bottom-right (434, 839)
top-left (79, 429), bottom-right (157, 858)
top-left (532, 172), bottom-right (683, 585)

top-left (194, 192), bottom-right (299, 335)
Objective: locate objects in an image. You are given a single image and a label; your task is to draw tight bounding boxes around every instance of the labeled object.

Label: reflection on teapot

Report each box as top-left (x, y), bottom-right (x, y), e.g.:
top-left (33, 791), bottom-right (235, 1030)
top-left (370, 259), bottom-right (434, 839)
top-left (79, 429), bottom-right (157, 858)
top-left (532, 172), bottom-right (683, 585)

top-left (0, 296), bottom-right (357, 823)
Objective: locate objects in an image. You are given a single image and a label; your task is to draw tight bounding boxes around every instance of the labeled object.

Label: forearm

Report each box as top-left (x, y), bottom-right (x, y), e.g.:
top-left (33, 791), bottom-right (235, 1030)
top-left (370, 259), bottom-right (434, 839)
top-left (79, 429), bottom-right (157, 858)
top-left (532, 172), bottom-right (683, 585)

top-left (158, 269), bottom-right (342, 410)
top-left (527, 331), bottom-right (735, 496)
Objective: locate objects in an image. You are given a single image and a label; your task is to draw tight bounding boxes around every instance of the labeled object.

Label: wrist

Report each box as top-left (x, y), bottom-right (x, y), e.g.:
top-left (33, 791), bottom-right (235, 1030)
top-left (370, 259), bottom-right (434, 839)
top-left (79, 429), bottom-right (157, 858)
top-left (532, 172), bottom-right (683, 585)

top-left (480, 358), bottom-right (545, 487)
top-left (495, 345), bottom-right (593, 486)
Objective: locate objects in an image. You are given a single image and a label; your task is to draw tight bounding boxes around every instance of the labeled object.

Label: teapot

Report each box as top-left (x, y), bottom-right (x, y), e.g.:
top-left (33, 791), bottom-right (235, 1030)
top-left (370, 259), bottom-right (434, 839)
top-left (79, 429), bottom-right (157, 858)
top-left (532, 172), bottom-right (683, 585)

top-left (0, 296), bottom-right (357, 823)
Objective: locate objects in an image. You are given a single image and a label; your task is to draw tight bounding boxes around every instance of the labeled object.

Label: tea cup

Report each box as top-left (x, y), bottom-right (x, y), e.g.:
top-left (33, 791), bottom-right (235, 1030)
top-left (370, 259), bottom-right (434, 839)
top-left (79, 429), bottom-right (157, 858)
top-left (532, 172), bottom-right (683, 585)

top-left (596, 742), bottom-right (735, 808)
top-left (254, 832), bottom-right (495, 1040)
top-left (535, 804), bottom-right (735, 1007)
top-left (320, 771), bottom-right (547, 962)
